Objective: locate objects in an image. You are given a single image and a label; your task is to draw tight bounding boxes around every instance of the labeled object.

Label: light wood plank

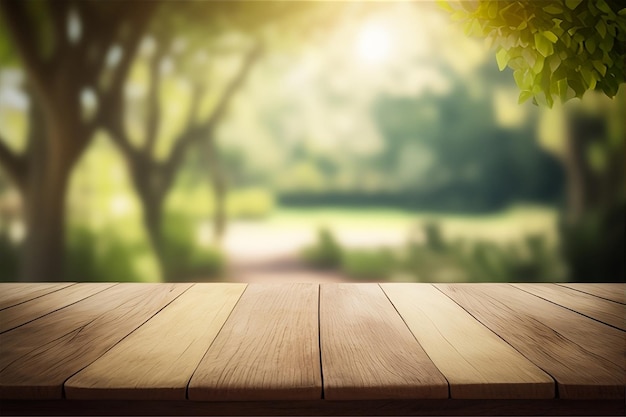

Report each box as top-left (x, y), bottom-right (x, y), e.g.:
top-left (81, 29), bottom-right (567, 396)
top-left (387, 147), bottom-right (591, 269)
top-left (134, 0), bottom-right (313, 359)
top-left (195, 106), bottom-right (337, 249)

top-left (0, 283), bottom-right (116, 333)
top-left (188, 283), bottom-right (321, 401)
top-left (437, 284), bottom-right (625, 399)
top-left (0, 283), bottom-right (191, 400)
top-left (557, 283), bottom-right (625, 305)
top-left (65, 283), bottom-right (246, 400)
top-left (381, 283), bottom-right (554, 399)
top-left (513, 284), bottom-right (626, 330)
top-left (0, 283), bottom-right (75, 310)
top-left (320, 283), bottom-right (448, 400)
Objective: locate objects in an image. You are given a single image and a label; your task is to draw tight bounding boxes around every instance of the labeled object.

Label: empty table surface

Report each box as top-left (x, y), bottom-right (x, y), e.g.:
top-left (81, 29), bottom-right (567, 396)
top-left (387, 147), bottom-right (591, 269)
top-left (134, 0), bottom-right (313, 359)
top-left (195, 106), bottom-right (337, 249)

top-left (1, 282), bottom-right (624, 416)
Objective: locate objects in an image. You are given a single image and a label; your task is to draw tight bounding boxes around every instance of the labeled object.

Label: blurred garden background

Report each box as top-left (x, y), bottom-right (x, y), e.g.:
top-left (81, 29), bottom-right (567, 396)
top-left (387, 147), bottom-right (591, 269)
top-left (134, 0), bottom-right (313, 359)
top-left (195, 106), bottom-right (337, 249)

top-left (0, 1), bottom-right (623, 283)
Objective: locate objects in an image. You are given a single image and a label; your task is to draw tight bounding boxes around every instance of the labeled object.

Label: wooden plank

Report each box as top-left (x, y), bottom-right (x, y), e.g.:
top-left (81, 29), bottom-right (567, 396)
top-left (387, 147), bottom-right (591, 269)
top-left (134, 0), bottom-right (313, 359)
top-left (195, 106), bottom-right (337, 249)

top-left (437, 284), bottom-right (625, 399)
top-left (65, 283), bottom-right (246, 400)
top-left (320, 283), bottom-right (448, 400)
top-left (188, 283), bottom-right (321, 401)
top-left (381, 283), bottom-right (554, 399)
top-left (0, 283), bottom-right (116, 333)
top-left (513, 284), bottom-right (626, 330)
top-left (557, 283), bottom-right (625, 305)
top-left (0, 283), bottom-right (75, 310)
top-left (2, 399), bottom-right (625, 416)
top-left (0, 283), bottom-right (191, 400)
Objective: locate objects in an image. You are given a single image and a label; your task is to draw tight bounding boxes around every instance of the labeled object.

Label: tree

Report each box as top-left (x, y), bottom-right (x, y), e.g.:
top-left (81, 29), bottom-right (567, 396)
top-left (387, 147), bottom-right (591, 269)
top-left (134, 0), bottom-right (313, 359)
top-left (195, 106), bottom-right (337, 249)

top-left (103, 1), bottom-right (338, 280)
top-left (104, 31), bottom-right (261, 280)
top-left (441, 0), bottom-right (625, 107)
top-left (0, 0), bottom-right (157, 281)
top-left (441, 0), bottom-right (625, 281)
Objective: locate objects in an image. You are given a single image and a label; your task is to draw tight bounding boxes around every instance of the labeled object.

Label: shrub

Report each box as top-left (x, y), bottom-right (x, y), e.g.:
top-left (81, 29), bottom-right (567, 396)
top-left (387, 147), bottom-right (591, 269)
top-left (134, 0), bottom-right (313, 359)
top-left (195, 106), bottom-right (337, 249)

top-left (65, 226), bottom-right (143, 282)
top-left (341, 248), bottom-right (397, 281)
top-left (161, 211), bottom-right (226, 281)
top-left (227, 187), bottom-right (274, 220)
top-left (301, 227), bottom-right (343, 269)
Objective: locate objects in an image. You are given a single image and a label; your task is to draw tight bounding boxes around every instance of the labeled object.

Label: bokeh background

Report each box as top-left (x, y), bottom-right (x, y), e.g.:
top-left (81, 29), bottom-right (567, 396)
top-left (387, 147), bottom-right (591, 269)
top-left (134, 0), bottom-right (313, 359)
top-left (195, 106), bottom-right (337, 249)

top-left (0, 1), bottom-right (623, 283)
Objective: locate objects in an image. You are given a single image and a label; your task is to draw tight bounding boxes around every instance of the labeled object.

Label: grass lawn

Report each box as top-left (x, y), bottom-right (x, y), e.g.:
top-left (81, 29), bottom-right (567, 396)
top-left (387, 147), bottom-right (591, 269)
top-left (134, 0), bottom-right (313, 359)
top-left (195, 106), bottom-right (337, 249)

top-left (265, 204), bottom-right (559, 246)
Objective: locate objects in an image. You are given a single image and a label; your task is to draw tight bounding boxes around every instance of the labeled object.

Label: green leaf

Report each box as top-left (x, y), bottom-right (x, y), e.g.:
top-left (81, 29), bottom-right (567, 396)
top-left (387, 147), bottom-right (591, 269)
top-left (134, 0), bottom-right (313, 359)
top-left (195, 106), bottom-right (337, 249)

top-left (585, 38), bottom-right (597, 54)
top-left (562, 33), bottom-right (572, 48)
top-left (596, 0), bottom-right (612, 15)
top-left (543, 4), bottom-right (563, 14)
top-left (596, 20), bottom-right (607, 38)
top-left (533, 55), bottom-right (545, 73)
top-left (534, 33), bottom-right (554, 57)
top-left (592, 60), bottom-right (607, 76)
top-left (496, 48), bottom-right (509, 71)
top-left (580, 66), bottom-right (596, 89)
top-left (542, 31), bottom-right (559, 43)
top-left (548, 55), bottom-right (561, 72)
top-left (556, 78), bottom-right (569, 102)
top-left (565, 0), bottom-right (583, 10)
top-left (518, 90), bottom-right (534, 104)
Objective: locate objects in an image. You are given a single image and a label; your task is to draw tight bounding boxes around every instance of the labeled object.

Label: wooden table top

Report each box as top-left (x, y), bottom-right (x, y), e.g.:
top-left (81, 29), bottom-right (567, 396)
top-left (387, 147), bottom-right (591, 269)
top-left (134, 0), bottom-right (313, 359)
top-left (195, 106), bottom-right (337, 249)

top-left (0, 282), bottom-right (624, 416)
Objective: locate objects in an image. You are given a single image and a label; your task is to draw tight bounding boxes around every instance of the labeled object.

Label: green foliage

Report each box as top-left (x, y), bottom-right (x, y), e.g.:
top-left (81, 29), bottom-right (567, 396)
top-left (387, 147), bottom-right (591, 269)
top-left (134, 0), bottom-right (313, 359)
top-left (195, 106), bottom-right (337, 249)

top-left (65, 226), bottom-right (144, 282)
top-left (227, 187), bottom-right (274, 219)
top-left (559, 202), bottom-right (625, 282)
top-left (301, 227), bottom-right (343, 269)
top-left (341, 248), bottom-right (397, 281)
top-left (441, 0), bottom-right (626, 106)
top-left (302, 222), bottom-right (563, 282)
top-left (457, 234), bottom-right (561, 282)
top-left (161, 211), bottom-right (226, 281)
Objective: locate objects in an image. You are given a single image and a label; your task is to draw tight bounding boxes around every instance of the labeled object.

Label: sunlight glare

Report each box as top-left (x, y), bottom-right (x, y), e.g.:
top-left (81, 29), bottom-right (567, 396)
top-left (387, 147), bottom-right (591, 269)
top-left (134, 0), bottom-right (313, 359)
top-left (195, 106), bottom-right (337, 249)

top-left (356, 24), bottom-right (392, 64)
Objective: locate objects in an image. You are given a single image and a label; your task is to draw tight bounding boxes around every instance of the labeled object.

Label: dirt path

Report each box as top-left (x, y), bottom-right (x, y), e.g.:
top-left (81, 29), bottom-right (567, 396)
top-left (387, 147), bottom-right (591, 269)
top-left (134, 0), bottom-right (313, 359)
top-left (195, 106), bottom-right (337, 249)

top-left (221, 220), bottom-right (405, 283)
top-left (227, 255), bottom-right (349, 283)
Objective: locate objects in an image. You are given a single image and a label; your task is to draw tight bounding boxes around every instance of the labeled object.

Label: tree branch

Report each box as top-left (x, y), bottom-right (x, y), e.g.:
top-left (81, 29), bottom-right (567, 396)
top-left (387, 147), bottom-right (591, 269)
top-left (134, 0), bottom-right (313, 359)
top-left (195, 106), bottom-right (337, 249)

top-left (47, 0), bottom-right (69, 63)
top-left (0, 136), bottom-right (26, 190)
top-left (0, 0), bottom-right (51, 91)
top-left (204, 42), bottom-right (264, 133)
top-left (143, 47), bottom-right (165, 155)
top-left (165, 42), bottom-right (263, 175)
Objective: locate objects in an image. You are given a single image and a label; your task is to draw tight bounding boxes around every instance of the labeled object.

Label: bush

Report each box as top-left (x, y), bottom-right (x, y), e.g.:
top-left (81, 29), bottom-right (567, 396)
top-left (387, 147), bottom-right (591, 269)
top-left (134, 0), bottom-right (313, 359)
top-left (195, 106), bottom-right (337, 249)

top-left (161, 212), bottom-right (226, 281)
top-left (341, 248), bottom-right (397, 281)
top-left (65, 226), bottom-right (144, 282)
top-left (301, 223), bottom-right (562, 283)
top-left (161, 211), bottom-right (226, 281)
top-left (301, 227), bottom-right (343, 269)
top-left (227, 187), bottom-right (274, 220)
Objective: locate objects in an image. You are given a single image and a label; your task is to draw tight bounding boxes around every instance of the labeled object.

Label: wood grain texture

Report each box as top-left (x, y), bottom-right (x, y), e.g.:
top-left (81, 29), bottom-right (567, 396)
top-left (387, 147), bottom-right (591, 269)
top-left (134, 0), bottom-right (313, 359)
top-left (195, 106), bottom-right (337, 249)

top-left (381, 283), bottom-right (554, 399)
top-left (0, 283), bottom-right (191, 400)
top-left (513, 284), bottom-right (626, 330)
top-left (320, 284), bottom-right (448, 400)
top-left (188, 283), bottom-right (321, 401)
top-left (557, 283), bottom-right (625, 305)
top-left (3, 399), bottom-right (624, 416)
top-left (65, 284), bottom-right (246, 400)
top-left (0, 283), bottom-right (116, 333)
top-left (437, 283), bottom-right (625, 399)
top-left (0, 283), bottom-right (75, 310)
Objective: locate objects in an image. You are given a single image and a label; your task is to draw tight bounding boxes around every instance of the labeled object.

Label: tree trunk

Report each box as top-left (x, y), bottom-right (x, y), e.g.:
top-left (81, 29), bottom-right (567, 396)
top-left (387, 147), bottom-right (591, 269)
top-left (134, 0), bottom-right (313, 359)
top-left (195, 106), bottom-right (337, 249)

top-left (559, 111), bottom-right (624, 282)
top-left (141, 192), bottom-right (165, 269)
top-left (206, 140), bottom-right (227, 243)
top-left (132, 166), bottom-right (169, 281)
top-left (19, 135), bottom-right (74, 282)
